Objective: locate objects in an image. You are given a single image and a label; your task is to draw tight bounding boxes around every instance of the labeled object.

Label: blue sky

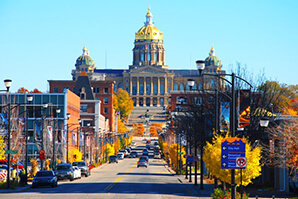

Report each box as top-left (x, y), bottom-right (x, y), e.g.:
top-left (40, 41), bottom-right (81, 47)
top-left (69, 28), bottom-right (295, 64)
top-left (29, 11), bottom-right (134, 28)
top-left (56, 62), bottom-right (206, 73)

top-left (0, 0), bottom-right (297, 92)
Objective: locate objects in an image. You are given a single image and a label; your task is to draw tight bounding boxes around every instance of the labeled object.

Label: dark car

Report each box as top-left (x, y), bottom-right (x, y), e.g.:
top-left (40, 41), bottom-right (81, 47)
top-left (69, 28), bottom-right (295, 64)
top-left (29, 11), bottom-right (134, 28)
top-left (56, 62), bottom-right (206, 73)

top-left (109, 155), bottom-right (118, 163)
top-left (129, 151), bottom-right (138, 158)
top-left (137, 159), bottom-right (148, 168)
top-left (139, 155), bottom-right (149, 162)
top-left (146, 144), bottom-right (151, 150)
top-left (55, 163), bottom-right (74, 181)
top-left (72, 161), bottom-right (90, 177)
top-left (32, 170), bottom-right (57, 188)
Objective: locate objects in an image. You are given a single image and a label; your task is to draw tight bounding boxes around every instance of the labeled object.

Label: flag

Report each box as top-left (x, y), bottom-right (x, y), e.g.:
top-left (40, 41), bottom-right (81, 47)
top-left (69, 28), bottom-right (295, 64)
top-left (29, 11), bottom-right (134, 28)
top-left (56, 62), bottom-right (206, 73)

top-left (0, 113), bottom-right (7, 125)
top-left (115, 111), bottom-right (120, 115)
top-left (35, 121), bottom-right (41, 137)
top-left (72, 132), bottom-right (77, 145)
top-left (80, 133), bottom-right (84, 145)
top-left (47, 126), bottom-right (53, 142)
top-left (62, 130), bottom-right (66, 143)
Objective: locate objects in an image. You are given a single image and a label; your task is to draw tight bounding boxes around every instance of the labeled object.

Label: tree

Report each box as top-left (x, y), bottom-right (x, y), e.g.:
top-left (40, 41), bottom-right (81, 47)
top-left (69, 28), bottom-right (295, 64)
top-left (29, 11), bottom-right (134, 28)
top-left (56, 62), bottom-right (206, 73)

top-left (113, 137), bottom-right (121, 154)
top-left (117, 119), bottom-right (128, 134)
top-left (203, 133), bottom-right (262, 186)
top-left (68, 148), bottom-right (83, 163)
top-left (168, 143), bottom-right (186, 168)
top-left (132, 123), bottom-right (144, 137)
top-left (262, 119), bottom-right (298, 177)
top-left (113, 88), bottom-right (134, 119)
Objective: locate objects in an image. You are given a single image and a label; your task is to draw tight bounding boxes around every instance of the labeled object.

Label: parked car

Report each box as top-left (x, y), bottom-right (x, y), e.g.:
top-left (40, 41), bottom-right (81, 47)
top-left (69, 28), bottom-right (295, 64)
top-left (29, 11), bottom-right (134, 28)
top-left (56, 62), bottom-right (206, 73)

top-left (131, 142), bottom-right (136, 146)
top-left (117, 152), bottom-right (124, 160)
top-left (146, 144), bottom-right (151, 150)
top-left (137, 159), bottom-right (148, 168)
top-left (126, 147), bottom-right (131, 153)
top-left (72, 161), bottom-right (90, 177)
top-left (129, 151), bottom-right (138, 158)
top-left (119, 149), bottom-right (127, 156)
top-left (289, 175), bottom-right (298, 193)
top-left (154, 141), bottom-right (159, 146)
top-left (143, 149), bottom-right (149, 156)
top-left (32, 170), bottom-right (57, 188)
top-left (146, 139), bottom-right (151, 144)
top-left (72, 166), bottom-right (81, 179)
top-left (109, 155), bottom-right (118, 163)
top-left (55, 163), bottom-right (74, 181)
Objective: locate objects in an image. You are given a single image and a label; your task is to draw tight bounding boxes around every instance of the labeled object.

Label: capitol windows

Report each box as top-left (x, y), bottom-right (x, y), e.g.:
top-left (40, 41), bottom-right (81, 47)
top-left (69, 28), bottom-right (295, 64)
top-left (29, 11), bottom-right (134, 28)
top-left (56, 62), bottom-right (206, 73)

top-left (139, 78), bottom-right (144, 95)
top-left (160, 78), bottom-right (165, 95)
top-left (146, 78), bottom-right (151, 95)
top-left (118, 82), bottom-right (123, 89)
top-left (132, 98), bottom-right (136, 106)
top-left (160, 98), bottom-right (164, 106)
top-left (173, 82), bottom-right (178, 91)
top-left (154, 52), bottom-right (158, 62)
top-left (132, 78), bottom-right (137, 95)
top-left (140, 53), bottom-right (144, 61)
top-left (146, 98), bottom-right (150, 106)
top-left (168, 79), bottom-right (171, 93)
top-left (153, 98), bottom-right (157, 106)
top-left (153, 78), bottom-right (158, 95)
top-left (179, 83), bottom-right (185, 91)
top-left (147, 52), bottom-right (151, 62)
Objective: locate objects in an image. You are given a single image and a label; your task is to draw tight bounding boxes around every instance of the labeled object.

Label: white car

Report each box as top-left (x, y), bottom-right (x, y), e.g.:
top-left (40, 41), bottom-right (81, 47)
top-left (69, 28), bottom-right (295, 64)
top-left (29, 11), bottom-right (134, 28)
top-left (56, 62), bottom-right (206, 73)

top-left (117, 152), bottom-right (124, 160)
top-left (131, 142), bottom-right (136, 146)
top-left (72, 166), bottom-right (81, 179)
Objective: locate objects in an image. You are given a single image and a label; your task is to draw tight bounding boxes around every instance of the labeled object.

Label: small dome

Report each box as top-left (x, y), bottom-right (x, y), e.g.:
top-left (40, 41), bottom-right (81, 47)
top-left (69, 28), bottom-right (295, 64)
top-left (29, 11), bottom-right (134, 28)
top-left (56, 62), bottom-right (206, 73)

top-left (75, 46), bottom-right (95, 66)
top-left (135, 8), bottom-right (163, 42)
top-left (205, 45), bottom-right (221, 67)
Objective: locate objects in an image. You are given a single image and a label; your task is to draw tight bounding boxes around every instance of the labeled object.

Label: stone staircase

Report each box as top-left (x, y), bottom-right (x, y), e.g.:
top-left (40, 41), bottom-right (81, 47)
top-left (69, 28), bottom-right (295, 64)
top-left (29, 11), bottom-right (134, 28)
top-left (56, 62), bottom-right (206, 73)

top-left (127, 106), bottom-right (167, 126)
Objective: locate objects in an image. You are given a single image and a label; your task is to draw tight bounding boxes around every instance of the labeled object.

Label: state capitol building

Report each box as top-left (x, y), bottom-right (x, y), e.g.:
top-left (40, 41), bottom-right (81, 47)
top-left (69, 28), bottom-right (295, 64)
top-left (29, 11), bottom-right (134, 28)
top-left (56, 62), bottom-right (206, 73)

top-left (52, 8), bottom-right (225, 108)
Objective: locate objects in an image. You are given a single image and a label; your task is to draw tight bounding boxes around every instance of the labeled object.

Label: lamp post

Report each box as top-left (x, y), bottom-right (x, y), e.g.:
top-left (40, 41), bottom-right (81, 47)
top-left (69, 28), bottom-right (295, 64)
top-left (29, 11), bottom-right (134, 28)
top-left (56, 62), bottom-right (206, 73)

top-left (24, 94), bottom-right (33, 185)
top-left (66, 113), bottom-right (70, 163)
top-left (52, 108), bottom-right (60, 170)
top-left (83, 123), bottom-right (91, 161)
top-left (1, 79), bottom-right (12, 188)
top-left (40, 103), bottom-right (48, 170)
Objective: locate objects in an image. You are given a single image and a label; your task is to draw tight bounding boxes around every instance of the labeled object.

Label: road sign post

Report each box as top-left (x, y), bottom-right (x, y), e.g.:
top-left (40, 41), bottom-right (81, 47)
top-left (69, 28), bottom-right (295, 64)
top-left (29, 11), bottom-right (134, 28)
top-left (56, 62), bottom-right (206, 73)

top-left (4, 150), bottom-right (18, 154)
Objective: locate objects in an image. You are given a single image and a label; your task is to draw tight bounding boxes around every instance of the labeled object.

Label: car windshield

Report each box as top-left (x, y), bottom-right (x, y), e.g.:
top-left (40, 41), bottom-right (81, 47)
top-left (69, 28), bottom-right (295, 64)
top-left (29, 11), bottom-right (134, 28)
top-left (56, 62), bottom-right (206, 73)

top-left (36, 171), bottom-right (53, 177)
top-left (110, 156), bottom-right (117, 159)
top-left (72, 162), bottom-right (86, 166)
top-left (57, 165), bottom-right (71, 170)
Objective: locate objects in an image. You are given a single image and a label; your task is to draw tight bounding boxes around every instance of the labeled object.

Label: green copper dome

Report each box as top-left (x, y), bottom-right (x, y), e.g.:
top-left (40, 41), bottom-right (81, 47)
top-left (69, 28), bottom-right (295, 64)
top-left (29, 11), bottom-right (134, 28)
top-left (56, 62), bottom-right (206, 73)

top-left (75, 46), bottom-right (95, 66)
top-left (205, 46), bottom-right (221, 67)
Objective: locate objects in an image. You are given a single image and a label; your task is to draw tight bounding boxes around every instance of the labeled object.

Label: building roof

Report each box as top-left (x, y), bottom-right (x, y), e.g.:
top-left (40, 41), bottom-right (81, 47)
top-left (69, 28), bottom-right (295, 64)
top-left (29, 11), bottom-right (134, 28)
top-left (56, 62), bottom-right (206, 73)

top-left (171, 70), bottom-right (200, 77)
top-left (74, 74), bottom-right (94, 100)
top-left (94, 69), bottom-right (125, 77)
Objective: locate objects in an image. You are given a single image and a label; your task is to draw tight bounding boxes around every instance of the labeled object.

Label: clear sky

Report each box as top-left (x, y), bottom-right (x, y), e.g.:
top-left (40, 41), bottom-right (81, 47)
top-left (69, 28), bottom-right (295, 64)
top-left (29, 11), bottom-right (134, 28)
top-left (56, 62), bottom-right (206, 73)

top-left (1, 0), bottom-right (297, 92)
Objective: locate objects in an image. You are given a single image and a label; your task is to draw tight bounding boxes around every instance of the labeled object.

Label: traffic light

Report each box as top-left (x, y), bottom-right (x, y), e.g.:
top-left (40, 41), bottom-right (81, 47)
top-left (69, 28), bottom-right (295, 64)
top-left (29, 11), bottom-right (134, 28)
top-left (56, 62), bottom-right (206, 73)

top-left (39, 150), bottom-right (45, 160)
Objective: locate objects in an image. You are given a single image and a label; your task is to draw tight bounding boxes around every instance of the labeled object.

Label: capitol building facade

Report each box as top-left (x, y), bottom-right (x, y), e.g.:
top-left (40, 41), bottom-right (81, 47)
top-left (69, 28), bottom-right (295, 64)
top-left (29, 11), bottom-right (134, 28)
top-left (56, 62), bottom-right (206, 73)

top-left (71, 9), bottom-right (225, 107)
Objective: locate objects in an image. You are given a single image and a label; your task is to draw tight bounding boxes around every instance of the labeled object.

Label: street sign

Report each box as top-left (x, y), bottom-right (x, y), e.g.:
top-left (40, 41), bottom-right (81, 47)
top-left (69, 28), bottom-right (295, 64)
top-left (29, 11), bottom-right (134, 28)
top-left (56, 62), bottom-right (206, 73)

top-left (221, 138), bottom-right (246, 169)
top-left (5, 150), bottom-right (18, 154)
top-left (177, 152), bottom-right (184, 155)
top-left (186, 155), bottom-right (194, 163)
top-left (236, 157), bottom-right (247, 168)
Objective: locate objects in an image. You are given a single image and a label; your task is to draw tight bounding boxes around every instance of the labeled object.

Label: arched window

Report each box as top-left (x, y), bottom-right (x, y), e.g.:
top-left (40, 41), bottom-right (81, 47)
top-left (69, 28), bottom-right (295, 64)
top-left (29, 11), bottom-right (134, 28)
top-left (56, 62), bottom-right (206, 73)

top-left (160, 78), bottom-right (165, 95)
top-left (154, 52), bottom-right (158, 62)
top-left (146, 78), bottom-right (151, 95)
top-left (140, 53), bottom-right (144, 61)
top-left (147, 52), bottom-right (151, 62)
top-left (168, 78), bottom-right (171, 93)
top-left (174, 82), bottom-right (178, 91)
top-left (139, 78), bottom-right (144, 95)
top-left (179, 83), bottom-right (184, 91)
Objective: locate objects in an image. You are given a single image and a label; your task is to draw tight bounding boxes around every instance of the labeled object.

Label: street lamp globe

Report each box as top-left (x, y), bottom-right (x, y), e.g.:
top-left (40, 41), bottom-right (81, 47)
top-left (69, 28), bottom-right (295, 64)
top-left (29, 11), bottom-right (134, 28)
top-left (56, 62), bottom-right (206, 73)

top-left (67, 113), bottom-right (70, 120)
top-left (43, 103), bottom-right (48, 109)
top-left (4, 79), bottom-right (12, 91)
top-left (56, 109), bottom-right (61, 114)
top-left (27, 95), bottom-right (33, 103)
top-left (196, 60), bottom-right (205, 75)
top-left (187, 79), bottom-right (195, 90)
top-left (260, 117), bottom-right (269, 127)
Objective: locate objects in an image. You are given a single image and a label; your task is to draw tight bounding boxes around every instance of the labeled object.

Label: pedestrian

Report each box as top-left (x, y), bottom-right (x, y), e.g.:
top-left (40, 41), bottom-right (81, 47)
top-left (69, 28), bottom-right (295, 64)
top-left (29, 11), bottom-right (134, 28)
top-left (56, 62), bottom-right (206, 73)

top-left (19, 168), bottom-right (26, 186)
top-left (12, 167), bottom-right (17, 182)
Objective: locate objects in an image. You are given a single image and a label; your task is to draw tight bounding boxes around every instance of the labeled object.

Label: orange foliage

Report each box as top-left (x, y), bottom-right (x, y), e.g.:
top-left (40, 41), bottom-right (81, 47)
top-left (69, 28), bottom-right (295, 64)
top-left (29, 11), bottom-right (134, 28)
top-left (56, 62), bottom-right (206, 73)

top-left (132, 123), bottom-right (144, 136)
top-left (31, 88), bottom-right (42, 93)
top-left (17, 87), bottom-right (29, 93)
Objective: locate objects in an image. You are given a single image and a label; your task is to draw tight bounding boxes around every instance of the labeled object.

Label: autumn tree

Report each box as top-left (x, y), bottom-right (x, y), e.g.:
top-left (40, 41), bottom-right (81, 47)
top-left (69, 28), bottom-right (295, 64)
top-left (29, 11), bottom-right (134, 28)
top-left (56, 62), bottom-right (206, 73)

top-left (117, 119), bottom-right (128, 134)
top-left (113, 88), bottom-right (134, 119)
top-left (132, 123), bottom-right (144, 137)
top-left (262, 119), bottom-right (298, 177)
top-left (203, 133), bottom-right (262, 186)
top-left (168, 143), bottom-right (186, 168)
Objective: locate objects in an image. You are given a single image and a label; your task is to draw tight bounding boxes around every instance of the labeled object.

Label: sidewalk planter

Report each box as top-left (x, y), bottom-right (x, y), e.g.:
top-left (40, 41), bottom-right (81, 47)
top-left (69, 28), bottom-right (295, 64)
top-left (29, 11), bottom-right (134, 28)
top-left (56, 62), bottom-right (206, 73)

top-left (211, 188), bottom-right (249, 199)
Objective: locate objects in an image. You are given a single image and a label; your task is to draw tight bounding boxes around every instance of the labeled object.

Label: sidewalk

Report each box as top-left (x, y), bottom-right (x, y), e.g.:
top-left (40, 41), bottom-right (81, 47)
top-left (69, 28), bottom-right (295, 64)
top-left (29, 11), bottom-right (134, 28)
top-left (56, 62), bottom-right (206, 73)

top-left (0, 184), bottom-right (31, 193)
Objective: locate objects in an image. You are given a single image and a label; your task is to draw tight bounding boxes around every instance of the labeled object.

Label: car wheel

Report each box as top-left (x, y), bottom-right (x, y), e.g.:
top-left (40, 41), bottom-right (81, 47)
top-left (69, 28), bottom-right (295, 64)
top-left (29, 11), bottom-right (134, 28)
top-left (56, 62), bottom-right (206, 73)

top-left (32, 184), bottom-right (36, 188)
top-left (70, 176), bottom-right (74, 181)
top-left (52, 183), bottom-right (56, 187)
top-left (137, 166), bottom-right (139, 168)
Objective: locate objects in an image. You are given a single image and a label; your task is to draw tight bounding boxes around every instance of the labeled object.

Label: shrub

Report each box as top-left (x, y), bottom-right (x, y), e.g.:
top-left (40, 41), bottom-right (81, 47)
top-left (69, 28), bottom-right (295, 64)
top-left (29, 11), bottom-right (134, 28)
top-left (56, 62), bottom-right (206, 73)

top-left (211, 188), bottom-right (249, 199)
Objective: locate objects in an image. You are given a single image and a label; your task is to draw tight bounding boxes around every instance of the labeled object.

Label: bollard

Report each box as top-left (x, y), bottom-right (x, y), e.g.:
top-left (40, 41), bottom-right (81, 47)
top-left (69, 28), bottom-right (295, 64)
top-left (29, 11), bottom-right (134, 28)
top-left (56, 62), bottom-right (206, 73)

top-left (272, 195), bottom-right (275, 199)
top-left (255, 195), bottom-right (258, 199)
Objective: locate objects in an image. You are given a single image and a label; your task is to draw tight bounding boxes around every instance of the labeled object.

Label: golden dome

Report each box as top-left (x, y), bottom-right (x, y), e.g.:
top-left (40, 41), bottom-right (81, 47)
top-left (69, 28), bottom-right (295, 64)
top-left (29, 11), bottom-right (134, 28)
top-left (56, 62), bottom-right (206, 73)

top-left (135, 8), bottom-right (163, 42)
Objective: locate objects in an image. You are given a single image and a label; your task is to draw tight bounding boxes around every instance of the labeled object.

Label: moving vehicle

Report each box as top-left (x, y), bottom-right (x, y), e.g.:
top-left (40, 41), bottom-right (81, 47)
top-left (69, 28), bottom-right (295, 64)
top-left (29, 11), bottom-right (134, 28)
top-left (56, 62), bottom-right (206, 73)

top-left (139, 155), bottom-right (149, 162)
top-left (55, 163), bottom-right (74, 181)
top-left (154, 141), bottom-right (159, 146)
top-left (137, 159), bottom-right (148, 168)
top-left (32, 170), bottom-right (57, 188)
top-left (129, 151), bottom-right (138, 158)
top-left (154, 151), bottom-right (161, 159)
top-left (146, 144), bottom-right (151, 150)
top-left (131, 142), bottom-right (136, 146)
top-left (72, 161), bottom-right (90, 177)
top-left (109, 155), bottom-right (118, 163)
top-left (117, 152), bottom-right (124, 160)
top-left (119, 149), bottom-right (127, 156)
top-left (72, 166), bottom-right (81, 179)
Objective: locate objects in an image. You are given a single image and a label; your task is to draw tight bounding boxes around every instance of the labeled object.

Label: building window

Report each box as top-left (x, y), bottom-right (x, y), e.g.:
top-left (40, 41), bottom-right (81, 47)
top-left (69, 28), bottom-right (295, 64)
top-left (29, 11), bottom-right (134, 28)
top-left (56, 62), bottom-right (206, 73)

top-left (53, 87), bottom-right (59, 93)
top-left (174, 82), bottom-right (178, 91)
top-left (140, 53), bottom-right (144, 61)
top-left (147, 52), bottom-right (151, 62)
top-left (114, 83), bottom-right (117, 92)
top-left (104, 98), bottom-right (109, 104)
top-left (104, 88), bottom-right (109, 94)
top-left (179, 83), bottom-right (184, 91)
top-left (104, 107), bottom-right (108, 114)
top-left (154, 52), bottom-right (158, 62)
top-left (80, 104), bottom-right (88, 112)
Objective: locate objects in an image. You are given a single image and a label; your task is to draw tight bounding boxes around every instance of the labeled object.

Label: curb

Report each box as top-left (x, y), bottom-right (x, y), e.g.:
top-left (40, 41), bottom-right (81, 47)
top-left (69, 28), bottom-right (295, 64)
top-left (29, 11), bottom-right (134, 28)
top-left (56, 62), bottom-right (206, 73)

top-left (0, 185), bottom-right (31, 193)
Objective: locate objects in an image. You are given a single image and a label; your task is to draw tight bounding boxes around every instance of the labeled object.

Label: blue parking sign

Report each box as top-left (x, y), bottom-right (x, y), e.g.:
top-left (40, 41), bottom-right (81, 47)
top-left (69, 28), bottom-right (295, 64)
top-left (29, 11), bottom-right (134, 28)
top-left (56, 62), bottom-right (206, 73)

top-left (221, 138), bottom-right (246, 169)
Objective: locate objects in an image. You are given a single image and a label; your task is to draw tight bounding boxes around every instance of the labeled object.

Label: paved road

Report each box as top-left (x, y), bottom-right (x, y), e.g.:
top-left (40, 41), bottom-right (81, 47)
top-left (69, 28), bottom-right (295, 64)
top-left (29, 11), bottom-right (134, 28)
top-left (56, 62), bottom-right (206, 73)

top-left (0, 139), bottom-right (205, 199)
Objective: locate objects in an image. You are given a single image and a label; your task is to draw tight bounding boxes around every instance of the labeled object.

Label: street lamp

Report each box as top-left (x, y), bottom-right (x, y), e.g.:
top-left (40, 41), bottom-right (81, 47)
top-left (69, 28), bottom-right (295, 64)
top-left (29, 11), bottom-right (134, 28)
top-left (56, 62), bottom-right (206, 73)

top-left (187, 79), bottom-right (195, 91)
top-left (52, 108), bottom-right (60, 170)
top-left (24, 94), bottom-right (33, 185)
top-left (3, 79), bottom-right (12, 92)
top-left (40, 103), bottom-right (49, 170)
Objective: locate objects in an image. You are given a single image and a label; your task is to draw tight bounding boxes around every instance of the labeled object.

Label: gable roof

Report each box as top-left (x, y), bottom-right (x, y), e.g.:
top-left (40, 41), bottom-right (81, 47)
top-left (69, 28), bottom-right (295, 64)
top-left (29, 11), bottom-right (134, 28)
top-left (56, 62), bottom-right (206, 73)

top-left (74, 74), bottom-right (94, 100)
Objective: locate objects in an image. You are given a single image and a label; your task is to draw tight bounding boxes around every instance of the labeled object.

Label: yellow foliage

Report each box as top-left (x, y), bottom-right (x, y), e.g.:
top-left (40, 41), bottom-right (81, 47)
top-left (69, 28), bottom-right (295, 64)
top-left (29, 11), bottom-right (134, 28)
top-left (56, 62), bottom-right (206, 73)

top-left (105, 143), bottom-right (115, 157)
top-left (203, 133), bottom-right (262, 186)
top-left (68, 148), bottom-right (83, 163)
top-left (113, 88), bottom-right (134, 118)
top-left (45, 159), bottom-right (51, 170)
top-left (114, 137), bottom-right (121, 154)
top-left (168, 143), bottom-right (186, 167)
top-left (29, 159), bottom-right (38, 178)
top-left (118, 119), bottom-right (128, 133)
top-left (0, 136), bottom-right (6, 160)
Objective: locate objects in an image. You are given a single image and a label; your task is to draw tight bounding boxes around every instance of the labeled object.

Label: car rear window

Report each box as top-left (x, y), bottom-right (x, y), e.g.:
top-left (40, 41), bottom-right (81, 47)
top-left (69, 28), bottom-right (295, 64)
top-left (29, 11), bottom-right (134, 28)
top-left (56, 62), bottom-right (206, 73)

top-left (36, 171), bottom-right (53, 177)
top-left (57, 165), bottom-right (71, 170)
top-left (72, 162), bottom-right (86, 166)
